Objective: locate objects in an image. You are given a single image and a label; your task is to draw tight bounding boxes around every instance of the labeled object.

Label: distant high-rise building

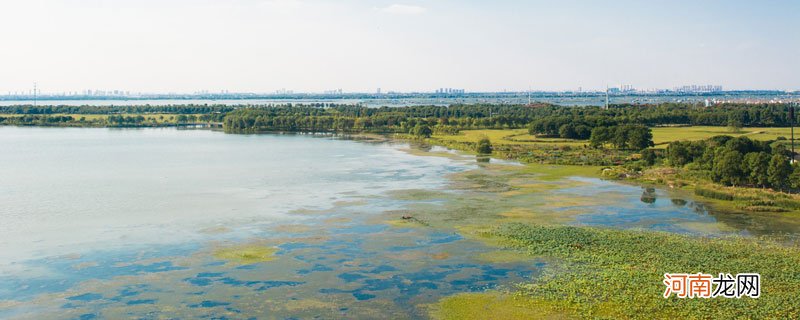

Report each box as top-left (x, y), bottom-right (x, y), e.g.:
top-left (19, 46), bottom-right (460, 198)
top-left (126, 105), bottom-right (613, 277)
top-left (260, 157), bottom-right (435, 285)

top-left (674, 85), bottom-right (723, 93)
top-left (619, 84), bottom-right (635, 93)
top-left (435, 88), bottom-right (465, 94)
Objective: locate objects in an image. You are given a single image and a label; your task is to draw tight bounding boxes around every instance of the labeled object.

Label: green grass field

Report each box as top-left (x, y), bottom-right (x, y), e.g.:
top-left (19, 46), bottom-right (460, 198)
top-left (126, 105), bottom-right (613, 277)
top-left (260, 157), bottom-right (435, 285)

top-left (651, 126), bottom-right (797, 147)
top-left (435, 127), bottom-right (799, 150)
top-left (433, 129), bottom-right (586, 147)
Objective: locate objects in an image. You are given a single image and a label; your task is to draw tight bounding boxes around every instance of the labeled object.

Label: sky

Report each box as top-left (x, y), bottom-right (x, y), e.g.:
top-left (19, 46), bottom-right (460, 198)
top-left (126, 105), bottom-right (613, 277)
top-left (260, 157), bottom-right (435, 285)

top-left (1, 0), bottom-right (798, 93)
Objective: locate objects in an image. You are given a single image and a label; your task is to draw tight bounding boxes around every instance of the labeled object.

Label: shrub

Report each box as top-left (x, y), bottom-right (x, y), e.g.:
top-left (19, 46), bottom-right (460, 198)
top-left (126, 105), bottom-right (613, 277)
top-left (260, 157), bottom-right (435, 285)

top-left (694, 187), bottom-right (735, 201)
top-left (476, 136), bottom-right (493, 154)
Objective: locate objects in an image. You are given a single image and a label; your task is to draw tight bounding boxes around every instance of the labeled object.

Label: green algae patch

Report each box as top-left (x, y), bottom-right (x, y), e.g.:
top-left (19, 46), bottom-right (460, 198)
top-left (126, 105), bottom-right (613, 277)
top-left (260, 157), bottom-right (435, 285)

top-left (281, 299), bottom-right (338, 312)
top-left (498, 207), bottom-right (538, 219)
top-left (498, 207), bottom-right (577, 225)
top-left (454, 225), bottom-right (514, 248)
top-left (288, 207), bottom-right (329, 215)
top-left (475, 250), bottom-right (535, 264)
top-left (447, 169), bottom-right (518, 193)
top-left (213, 245), bottom-right (278, 265)
top-left (676, 221), bottom-right (738, 234)
top-left (500, 182), bottom-right (562, 197)
top-left (199, 226), bottom-right (233, 234)
top-left (387, 189), bottom-right (451, 201)
top-left (429, 292), bottom-right (571, 320)
top-left (323, 217), bottom-right (352, 225)
top-left (520, 164), bottom-right (602, 181)
top-left (72, 261), bottom-right (100, 270)
top-left (401, 146), bottom-right (472, 160)
top-left (273, 224), bottom-right (314, 233)
top-left (385, 219), bottom-right (429, 228)
top-left (431, 252), bottom-right (451, 260)
top-left (332, 199), bottom-right (370, 207)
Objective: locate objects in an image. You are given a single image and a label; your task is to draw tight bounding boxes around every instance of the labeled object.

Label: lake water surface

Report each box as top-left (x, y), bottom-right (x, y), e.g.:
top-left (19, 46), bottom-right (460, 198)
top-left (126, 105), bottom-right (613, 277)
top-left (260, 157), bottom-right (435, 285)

top-left (0, 127), bottom-right (797, 319)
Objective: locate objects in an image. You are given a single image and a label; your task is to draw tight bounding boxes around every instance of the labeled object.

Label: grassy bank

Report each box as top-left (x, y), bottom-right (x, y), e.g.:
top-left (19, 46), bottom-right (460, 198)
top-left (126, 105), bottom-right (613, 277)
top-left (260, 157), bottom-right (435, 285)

top-left (421, 130), bottom-right (631, 166)
top-left (431, 223), bottom-right (800, 319)
top-left (420, 128), bottom-right (800, 215)
top-left (631, 167), bottom-right (800, 215)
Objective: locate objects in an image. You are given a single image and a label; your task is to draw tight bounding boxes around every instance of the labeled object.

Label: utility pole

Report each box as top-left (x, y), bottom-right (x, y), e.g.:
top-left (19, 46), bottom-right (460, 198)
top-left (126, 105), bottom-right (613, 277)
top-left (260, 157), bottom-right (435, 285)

top-left (789, 102), bottom-right (797, 163)
top-left (33, 82), bottom-right (37, 107)
top-left (605, 85), bottom-right (609, 110)
top-left (527, 87), bottom-right (531, 106)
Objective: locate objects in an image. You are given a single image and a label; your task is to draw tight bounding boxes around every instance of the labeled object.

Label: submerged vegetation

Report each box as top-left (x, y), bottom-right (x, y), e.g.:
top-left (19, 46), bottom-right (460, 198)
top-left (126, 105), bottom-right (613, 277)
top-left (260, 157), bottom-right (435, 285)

top-left (212, 244), bottom-right (278, 265)
top-left (430, 291), bottom-right (566, 320)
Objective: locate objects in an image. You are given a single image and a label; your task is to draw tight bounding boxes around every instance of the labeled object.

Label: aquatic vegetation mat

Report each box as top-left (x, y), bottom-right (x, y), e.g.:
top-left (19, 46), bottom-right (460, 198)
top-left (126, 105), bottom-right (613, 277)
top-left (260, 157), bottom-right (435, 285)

top-left (468, 223), bottom-right (800, 319)
top-left (429, 291), bottom-right (572, 320)
top-left (212, 245), bottom-right (278, 265)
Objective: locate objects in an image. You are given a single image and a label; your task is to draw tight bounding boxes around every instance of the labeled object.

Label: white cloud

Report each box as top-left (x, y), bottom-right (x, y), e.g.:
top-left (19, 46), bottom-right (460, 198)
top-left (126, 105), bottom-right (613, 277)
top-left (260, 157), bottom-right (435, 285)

top-left (380, 4), bottom-right (427, 15)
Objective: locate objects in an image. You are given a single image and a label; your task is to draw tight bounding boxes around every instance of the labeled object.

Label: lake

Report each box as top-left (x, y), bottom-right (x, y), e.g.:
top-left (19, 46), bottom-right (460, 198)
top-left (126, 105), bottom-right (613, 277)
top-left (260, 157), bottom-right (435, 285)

top-left (1, 127), bottom-right (796, 319)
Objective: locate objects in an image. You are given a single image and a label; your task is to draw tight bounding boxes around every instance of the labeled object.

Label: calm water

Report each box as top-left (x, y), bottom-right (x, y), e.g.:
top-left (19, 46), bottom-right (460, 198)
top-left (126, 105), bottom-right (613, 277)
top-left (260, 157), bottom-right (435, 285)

top-left (0, 127), bottom-right (796, 319)
top-left (0, 128), bottom-right (459, 263)
top-left (0, 127), bottom-right (541, 318)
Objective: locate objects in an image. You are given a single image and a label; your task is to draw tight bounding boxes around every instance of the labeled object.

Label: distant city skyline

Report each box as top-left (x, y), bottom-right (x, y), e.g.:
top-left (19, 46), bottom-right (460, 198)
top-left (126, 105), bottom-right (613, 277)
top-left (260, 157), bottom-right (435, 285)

top-left (1, 0), bottom-right (798, 93)
top-left (3, 83), bottom-right (738, 96)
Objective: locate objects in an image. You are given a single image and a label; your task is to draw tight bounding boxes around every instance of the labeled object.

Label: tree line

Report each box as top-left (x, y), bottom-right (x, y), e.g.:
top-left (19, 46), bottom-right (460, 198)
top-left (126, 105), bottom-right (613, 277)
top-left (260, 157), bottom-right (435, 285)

top-left (666, 136), bottom-right (798, 191)
top-left (224, 103), bottom-right (800, 136)
top-left (589, 125), bottom-right (654, 150)
top-left (4, 102), bottom-right (799, 132)
top-left (0, 113), bottom-right (225, 127)
top-left (222, 105), bottom-right (539, 134)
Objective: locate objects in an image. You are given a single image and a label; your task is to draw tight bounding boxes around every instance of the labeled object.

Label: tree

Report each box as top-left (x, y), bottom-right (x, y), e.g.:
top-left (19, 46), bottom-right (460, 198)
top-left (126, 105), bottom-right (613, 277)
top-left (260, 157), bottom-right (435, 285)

top-left (611, 126), bottom-right (630, 149)
top-left (790, 163), bottom-right (800, 190)
top-left (727, 116), bottom-right (743, 133)
top-left (574, 125), bottom-right (592, 140)
top-left (558, 123), bottom-right (577, 139)
top-left (590, 126), bottom-right (611, 148)
top-left (476, 136), bottom-right (492, 154)
top-left (641, 149), bottom-right (658, 166)
top-left (768, 154), bottom-right (792, 191)
top-left (725, 137), bottom-right (758, 154)
top-left (713, 150), bottom-right (744, 186)
top-left (412, 124), bottom-right (432, 138)
top-left (666, 141), bottom-right (691, 167)
top-left (743, 152), bottom-right (770, 187)
top-left (626, 125), bottom-right (655, 150)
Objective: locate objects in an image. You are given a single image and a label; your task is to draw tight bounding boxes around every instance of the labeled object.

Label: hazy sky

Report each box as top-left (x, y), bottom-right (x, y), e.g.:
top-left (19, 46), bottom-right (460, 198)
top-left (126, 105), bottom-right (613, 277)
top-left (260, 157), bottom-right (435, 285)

top-left (1, 0), bottom-right (798, 93)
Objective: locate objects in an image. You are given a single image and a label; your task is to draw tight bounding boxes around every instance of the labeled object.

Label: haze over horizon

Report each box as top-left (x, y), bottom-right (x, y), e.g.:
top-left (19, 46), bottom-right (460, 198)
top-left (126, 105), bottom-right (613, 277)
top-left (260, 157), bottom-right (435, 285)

top-left (1, 0), bottom-right (798, 94)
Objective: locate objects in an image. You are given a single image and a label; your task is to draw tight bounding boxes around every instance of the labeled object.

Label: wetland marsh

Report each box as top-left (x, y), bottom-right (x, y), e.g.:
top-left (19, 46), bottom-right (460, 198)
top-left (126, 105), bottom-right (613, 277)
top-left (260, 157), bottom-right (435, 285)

top-left (1, 127), bottom-right (798, 319)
